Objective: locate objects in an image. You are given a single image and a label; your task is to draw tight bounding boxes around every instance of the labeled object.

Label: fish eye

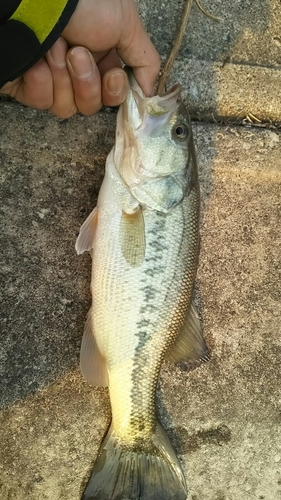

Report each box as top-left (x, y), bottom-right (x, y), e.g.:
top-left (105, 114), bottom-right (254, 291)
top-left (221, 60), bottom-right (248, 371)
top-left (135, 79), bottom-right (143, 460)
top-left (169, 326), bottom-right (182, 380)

top-left (174, 123), bottom-right (188, 141)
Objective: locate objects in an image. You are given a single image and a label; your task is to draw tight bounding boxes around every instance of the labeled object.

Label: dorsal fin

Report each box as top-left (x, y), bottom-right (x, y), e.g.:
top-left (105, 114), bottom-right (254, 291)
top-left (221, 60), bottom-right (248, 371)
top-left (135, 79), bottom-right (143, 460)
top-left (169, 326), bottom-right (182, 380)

top-left (166, 301), bottom-right (210, 363)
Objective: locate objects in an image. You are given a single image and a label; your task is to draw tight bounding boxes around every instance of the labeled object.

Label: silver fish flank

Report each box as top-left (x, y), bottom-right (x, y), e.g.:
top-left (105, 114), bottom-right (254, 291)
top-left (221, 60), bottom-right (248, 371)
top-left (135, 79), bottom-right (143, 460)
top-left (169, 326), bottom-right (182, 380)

top-left (76, 69), bottom-right (209, 500)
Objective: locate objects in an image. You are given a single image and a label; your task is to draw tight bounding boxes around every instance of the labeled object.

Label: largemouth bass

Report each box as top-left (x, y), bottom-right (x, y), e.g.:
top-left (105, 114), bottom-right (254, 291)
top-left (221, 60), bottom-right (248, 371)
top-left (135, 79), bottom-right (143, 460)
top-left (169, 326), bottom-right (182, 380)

top-left (76, 69), bottom-right (209, 500)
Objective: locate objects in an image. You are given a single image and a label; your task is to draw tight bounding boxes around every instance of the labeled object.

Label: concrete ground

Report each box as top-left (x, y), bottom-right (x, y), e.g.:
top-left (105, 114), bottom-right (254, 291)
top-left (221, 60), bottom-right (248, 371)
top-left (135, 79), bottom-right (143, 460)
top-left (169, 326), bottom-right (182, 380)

top-left (0, 1), bottom-right (280, 499)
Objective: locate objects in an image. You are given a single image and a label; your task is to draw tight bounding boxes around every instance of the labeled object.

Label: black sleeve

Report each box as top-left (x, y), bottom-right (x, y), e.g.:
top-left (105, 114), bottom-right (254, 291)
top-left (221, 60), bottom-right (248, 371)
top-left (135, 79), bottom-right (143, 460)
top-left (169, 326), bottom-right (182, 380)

top-left (0, 0), bottom-right (79, 88)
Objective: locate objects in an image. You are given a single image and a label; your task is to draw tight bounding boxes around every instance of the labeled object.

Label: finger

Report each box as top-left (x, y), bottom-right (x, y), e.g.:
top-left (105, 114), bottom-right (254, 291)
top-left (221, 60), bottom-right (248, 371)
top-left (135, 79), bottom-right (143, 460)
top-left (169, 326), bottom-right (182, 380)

top-left (67, 47), bottom-right (102, 116)
top-left (14, 58), bottom-right (54, 109)
top-left (97, 49), bottom-right (128, 107)
top-left (117, 4), bottom-right (160, 96)
top-left (46, 37), bottom-right (77, 118)
top-left (97, 49), bottom-right (122, 76)
top-left (102, 68), bottom-right (129, 107)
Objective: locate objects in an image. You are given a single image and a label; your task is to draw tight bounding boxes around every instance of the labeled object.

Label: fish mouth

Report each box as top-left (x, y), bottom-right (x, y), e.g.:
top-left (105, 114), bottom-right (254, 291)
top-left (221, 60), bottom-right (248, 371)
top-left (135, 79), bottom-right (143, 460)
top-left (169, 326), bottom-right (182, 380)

top-left (161, 83), bottom-right (182, 99)
top-left (122, 68), bottom-right (182, 134)
top-left (146, 84), bottom-right (182, 116)
top-left (126, 67), bottom-right (181, 99)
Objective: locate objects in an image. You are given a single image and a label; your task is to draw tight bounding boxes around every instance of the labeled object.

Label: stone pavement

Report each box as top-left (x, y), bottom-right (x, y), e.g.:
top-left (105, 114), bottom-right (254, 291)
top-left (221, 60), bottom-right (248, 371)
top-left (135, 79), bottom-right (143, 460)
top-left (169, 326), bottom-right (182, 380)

top-left (1, 1), bottom-right (281, 499)
top-left (140, 0), bottom-right (281, 122)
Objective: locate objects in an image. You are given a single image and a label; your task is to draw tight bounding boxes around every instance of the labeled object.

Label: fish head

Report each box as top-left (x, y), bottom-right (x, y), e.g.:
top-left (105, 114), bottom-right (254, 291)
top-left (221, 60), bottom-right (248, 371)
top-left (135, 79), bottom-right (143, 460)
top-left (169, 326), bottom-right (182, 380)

top-left (113, 69), bottom-right (196, 211)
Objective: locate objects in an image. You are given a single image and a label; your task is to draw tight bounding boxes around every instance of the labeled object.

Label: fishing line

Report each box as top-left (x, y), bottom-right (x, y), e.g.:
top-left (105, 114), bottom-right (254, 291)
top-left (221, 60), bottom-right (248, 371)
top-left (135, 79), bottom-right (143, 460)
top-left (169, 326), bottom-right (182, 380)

top-left (156, 0), bottom-right (221, 96)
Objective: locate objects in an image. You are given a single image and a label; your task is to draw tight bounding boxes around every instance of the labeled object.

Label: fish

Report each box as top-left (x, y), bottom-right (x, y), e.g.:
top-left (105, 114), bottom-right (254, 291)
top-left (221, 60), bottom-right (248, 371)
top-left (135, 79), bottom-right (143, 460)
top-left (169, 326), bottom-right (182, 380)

top-left (75, 68), bottom-right (209, 500)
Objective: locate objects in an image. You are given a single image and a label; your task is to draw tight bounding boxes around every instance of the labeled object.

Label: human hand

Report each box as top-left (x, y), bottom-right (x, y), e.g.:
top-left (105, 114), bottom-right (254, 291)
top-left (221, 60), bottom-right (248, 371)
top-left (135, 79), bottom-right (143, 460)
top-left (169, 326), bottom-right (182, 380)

top-left (0, 0), bottom-right (160, 118)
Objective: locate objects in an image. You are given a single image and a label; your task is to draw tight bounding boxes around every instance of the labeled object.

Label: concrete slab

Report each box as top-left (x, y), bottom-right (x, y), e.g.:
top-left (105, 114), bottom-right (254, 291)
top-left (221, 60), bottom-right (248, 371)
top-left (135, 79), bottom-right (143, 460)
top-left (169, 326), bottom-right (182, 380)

top-left (140, 0), bottom-right (278, 66)
top-left (0, 102), bottom-right (280, 499)
top-left (0, 102), bottom-right (114, 408)
top-left (138, 0), bottom-right (281, 121)
top-left (172, 59), bottom-right (281, 122)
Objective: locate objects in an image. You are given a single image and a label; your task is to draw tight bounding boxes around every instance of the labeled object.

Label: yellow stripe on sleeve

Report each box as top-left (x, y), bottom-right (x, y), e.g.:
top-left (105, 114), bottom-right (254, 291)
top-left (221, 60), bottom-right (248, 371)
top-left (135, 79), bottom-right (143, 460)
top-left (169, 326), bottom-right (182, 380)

top-left (11, 0), bottom-right (69, 43)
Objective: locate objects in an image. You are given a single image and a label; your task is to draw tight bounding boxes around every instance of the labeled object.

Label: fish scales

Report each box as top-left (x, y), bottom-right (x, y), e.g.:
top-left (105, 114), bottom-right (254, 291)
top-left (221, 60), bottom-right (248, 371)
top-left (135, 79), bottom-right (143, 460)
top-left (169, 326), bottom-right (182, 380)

top-left (76, 69), bottom-right (208, 500)
top-left (93, 195), bottom-right (199, 442)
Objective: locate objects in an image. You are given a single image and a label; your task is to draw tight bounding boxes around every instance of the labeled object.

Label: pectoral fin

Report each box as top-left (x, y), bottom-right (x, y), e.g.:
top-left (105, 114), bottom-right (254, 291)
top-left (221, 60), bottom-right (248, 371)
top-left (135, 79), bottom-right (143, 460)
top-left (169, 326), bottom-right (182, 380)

top-left (167, 301), bottom-right (210, 363)
top-left (120, 207), bottom-right (145, 267)
top-left (80, 308), bottom-right (109, 387)
top-left (75, 207), bottom-right (98, 255)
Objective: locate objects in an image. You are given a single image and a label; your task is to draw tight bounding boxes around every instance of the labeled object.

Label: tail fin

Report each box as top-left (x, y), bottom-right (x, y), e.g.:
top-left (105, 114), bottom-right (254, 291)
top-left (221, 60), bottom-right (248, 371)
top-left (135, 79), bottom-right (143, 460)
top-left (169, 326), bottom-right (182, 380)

top-left (82, 422), bottom-right (187, 500)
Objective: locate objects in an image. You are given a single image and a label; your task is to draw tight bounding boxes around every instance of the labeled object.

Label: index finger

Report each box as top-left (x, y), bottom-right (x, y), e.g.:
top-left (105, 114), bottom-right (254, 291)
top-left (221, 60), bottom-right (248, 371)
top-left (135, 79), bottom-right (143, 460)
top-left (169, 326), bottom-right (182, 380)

top-left (117, 6), bottom-right (160, 96)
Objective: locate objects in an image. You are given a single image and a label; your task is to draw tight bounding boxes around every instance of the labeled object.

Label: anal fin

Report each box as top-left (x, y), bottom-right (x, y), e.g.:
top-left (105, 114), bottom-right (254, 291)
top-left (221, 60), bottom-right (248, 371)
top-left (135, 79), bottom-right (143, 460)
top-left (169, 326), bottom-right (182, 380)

top-left (80, 309), bottom-right (108, 387)
top-left (167, 301), bottom-right (210, 364)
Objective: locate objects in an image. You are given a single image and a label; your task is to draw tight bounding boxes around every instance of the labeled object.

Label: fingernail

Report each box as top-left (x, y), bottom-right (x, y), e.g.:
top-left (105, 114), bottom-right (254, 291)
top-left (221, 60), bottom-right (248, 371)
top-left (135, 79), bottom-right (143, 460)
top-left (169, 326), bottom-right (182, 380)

top-left (68, 48), bottom-right (94, 79)
top-left (49, 38), bottom-right (67, 68)
top-left (107, 72), bottom-right (126, 96)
